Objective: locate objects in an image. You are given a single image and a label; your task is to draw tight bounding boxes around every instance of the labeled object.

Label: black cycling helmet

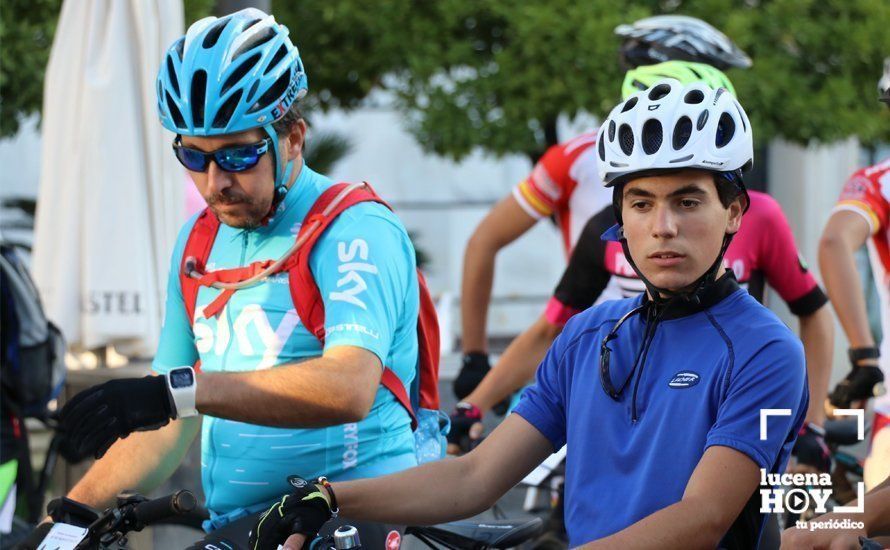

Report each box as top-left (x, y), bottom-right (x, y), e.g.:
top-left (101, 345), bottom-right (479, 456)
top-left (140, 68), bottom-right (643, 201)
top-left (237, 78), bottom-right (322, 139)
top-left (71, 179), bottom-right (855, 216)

top-left (615, 15), bottom-right (752, 71)
top-left (880, 57), bottom-right (890, 106)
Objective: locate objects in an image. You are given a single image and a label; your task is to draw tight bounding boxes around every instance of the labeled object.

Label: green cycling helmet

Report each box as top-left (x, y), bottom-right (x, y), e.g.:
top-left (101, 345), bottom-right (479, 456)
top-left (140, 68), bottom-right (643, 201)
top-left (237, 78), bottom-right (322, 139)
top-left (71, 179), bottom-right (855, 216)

top-left (621, 60), bottom-right (736, 100)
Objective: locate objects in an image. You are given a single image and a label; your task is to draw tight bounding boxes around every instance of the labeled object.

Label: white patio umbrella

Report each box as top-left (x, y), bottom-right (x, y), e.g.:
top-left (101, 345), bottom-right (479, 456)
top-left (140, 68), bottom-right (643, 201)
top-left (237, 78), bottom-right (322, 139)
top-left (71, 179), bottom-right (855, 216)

top-left (33, 0), bottom-right (186, 357)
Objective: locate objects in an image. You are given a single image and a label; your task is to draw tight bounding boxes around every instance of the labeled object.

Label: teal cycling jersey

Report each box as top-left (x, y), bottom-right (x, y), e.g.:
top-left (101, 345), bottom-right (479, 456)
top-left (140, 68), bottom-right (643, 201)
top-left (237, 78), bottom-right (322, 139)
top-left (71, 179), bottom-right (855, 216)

top-left (153, 164), bottom-right (419, 515)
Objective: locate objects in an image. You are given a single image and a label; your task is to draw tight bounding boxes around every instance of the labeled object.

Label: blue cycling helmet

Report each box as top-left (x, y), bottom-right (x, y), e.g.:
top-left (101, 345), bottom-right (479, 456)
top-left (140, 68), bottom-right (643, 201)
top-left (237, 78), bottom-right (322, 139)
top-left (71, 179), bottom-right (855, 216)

top-left (157, 8), bottom-right (308, 199)
top-left (157, 8), bottom-right (307, 136)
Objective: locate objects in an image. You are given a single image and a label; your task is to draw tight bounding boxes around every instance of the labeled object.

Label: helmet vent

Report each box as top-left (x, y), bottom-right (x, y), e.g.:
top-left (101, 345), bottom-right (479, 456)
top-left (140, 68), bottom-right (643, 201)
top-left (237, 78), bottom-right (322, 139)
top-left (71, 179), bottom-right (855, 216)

top-left (243, 18), bottom-right (262, 32)
top-left (265, 45), bottom-right (289, 75)
top-left (642, 119), bottom-right (663, 154)
top-left (598, 135), bottom-right (606, 161)
top-left (190, 70), bottom-right (207, 128)
top-left (673, 116), bottom-right (693, 149)
top-left (684, 89), bottom-right (704, 104)
top-left (621, 96), bottom-right (639, 113)
top-left (716, 112), bottom-right (735, 148)
top-left (165, 91), bottom-right (186, 129)
top-left (696, 109), bottom-right (709, 130)
top-left (213, 89), bottom-right (243, 129)
top-left (233, 27), bottom-right (276, 60)
top-left (608, 120), bottom-right (616, 141)
top-left (648, 83), bottom-right (671, 101)
top-left (252, 71), bottom-right (291, 115)
top-left (173, 37), bottom-right (185, 60)
top-left (166, 55), bottom-right (180, 96)
top-left (222, 53), bottom-right (260, 95)
top-left (618, 124), bottom-right (635, 155)
top-left (202, 18), bottom-right (230, 49)
top-left (736, 104), bottom-right (747, 132)
top-left (247, 79), bottom-right (261, 103)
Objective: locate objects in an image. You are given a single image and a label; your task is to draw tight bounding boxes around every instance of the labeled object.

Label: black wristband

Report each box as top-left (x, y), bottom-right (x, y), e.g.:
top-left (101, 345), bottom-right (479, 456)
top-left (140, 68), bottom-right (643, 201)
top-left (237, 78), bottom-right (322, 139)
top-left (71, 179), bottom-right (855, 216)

top-left (316, 476), bottom-right (339, 516)
top-left (848, 346), bottom-right (881, 365)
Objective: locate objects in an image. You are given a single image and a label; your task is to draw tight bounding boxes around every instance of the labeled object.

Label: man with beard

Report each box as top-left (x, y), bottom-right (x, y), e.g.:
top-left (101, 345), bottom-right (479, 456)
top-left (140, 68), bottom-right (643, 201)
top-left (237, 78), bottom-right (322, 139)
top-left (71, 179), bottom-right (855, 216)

top-left (42, 7), bottom-right (425, 542)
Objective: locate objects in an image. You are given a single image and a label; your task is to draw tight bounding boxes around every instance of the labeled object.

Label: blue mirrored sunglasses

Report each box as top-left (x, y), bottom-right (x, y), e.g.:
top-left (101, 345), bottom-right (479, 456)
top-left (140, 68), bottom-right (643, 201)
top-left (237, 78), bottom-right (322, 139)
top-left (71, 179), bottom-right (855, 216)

top-left (172, 137), bottom-right (272, 173)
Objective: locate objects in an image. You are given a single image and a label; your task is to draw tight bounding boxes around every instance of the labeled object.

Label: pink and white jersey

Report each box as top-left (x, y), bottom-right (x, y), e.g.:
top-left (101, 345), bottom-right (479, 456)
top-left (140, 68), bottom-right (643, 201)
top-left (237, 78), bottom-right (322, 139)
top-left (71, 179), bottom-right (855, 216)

top-left (512, 132), bottom-right (613, 254)
top-left (833, 159), bottom-right (890, 415)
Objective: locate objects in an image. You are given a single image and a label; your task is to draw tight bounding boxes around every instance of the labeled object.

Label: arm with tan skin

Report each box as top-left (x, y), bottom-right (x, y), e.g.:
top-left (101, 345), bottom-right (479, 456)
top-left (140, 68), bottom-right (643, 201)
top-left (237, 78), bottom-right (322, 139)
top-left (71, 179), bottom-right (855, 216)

top-left (448, 315), bottom-right (562, 454)
top-left (196, 346), bottom-right (382, 427)
top-left (463, 206), bottom-right (615, 414)
top-left (819, 211), bottom-right (876, 355)
top-left (461, 195), bottom-right (538, 353)
top-left (577, 446), bottom-right (762, 550)
top-left (66, 416), bottom-right (201, 510)
top-left (799, 306), bottom-right (834, 426)
top-left (281, 415), bottom-right (554, 548)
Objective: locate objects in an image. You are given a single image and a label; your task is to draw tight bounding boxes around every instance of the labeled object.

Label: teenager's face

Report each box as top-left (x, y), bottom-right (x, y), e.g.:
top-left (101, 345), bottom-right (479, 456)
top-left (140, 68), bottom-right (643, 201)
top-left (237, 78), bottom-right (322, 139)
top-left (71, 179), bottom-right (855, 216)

top-left (620, 170), bottom-right (743, 291)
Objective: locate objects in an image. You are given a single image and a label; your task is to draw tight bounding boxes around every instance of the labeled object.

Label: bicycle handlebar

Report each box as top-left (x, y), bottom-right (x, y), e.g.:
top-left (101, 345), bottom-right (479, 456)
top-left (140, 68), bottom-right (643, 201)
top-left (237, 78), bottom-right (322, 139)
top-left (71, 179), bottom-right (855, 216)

top-left (130, 490), bottom-right (197, 528)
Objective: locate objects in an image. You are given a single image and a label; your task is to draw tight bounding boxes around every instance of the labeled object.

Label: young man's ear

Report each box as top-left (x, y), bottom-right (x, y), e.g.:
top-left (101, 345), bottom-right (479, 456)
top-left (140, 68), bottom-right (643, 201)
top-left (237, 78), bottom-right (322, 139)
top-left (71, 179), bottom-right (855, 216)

top-left (726, 193), bottom-right (747, 234)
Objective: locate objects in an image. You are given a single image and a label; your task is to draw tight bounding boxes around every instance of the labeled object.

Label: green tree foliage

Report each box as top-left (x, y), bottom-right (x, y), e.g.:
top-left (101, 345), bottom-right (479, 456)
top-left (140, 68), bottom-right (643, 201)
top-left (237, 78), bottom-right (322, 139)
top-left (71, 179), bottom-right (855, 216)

top-left (391, 0), bottom-right (889, 159)
top-left (272, 0), bottom-right (409, 111)
top-left (0, 0), bottom-right (213, 139)
top-left (0, 0), bottom-right (61, 138)
top-left (724, 0), bottom-right (890, 145)
top-left (391, 1), bottom-right (651, 162)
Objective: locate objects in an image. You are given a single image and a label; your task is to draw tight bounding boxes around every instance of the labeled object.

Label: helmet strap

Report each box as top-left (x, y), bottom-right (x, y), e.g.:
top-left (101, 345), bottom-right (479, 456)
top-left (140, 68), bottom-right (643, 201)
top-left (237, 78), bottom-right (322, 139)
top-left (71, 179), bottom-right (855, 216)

top-left (618, 231), bottom-right (736, 308)
top-left (261, 123), bottom-right (297, 221)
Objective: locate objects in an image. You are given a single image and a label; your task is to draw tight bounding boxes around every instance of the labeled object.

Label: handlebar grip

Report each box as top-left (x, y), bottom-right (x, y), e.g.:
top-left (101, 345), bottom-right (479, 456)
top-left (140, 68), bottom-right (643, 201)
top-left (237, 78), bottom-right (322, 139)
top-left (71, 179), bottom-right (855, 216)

top-left (132, 490), bottom-right (197, 526)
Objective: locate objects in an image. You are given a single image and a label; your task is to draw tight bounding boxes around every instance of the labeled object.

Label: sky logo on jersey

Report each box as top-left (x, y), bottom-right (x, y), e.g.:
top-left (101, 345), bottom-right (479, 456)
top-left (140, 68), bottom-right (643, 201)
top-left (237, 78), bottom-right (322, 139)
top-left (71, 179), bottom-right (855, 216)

top-left (668, 371), bottom-right (700, 389)
top-left (330, 239), bottom-right (379, 310)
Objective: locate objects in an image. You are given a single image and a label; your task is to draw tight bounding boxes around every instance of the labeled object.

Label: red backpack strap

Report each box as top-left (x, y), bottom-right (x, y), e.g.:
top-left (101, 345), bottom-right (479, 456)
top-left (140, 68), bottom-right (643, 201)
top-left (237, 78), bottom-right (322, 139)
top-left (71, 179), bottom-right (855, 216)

top-left (415, 270), bottom-right (441, 410)
top-left (180, 209), bottom-right (221, 324)
top-left (289, 183), bottom-right (422, 428)
top-left (289, 183), bottom-right (387, 341)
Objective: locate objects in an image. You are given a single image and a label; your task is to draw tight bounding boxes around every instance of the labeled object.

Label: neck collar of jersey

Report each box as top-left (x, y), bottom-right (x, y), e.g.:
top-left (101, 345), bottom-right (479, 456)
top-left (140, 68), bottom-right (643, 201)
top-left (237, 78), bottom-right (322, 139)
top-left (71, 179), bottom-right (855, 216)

top-left (642, 270), bottom-right (740, 321)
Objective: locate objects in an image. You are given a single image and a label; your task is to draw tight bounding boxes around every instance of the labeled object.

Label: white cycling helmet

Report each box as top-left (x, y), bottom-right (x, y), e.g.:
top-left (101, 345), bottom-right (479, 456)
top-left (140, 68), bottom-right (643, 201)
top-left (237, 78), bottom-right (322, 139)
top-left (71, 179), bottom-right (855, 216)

top-left (615, 15), bottom-right (752, 70)
top-left (596, 78), bottom-right (753, 187)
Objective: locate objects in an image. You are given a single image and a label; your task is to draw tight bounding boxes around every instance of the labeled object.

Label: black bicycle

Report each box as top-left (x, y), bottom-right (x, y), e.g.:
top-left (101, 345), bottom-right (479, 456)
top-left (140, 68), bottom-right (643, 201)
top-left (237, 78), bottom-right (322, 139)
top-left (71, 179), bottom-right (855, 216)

top-left (19, 491), bottom-right (542, 550)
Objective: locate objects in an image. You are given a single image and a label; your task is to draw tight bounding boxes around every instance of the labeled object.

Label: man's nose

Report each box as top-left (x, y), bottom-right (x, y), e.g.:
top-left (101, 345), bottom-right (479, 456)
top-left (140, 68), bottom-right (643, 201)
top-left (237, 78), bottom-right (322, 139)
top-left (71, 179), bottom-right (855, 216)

top-left (205, 160), bottom-right (233, 195)
top-left (651, 204), bottom-right (679, 238)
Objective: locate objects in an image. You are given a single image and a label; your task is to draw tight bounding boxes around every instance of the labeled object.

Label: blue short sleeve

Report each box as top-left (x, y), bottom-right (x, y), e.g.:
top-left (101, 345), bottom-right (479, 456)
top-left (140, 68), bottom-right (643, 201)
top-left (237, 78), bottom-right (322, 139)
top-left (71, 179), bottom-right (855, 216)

top-left (705, 337), bottom-right (808, 470)
top-left (310, 205), bottom-right (415, 364)
top-left (152, 216), bottom-right (199, 374)
top-left (511, 326), bottom-right (572, 451)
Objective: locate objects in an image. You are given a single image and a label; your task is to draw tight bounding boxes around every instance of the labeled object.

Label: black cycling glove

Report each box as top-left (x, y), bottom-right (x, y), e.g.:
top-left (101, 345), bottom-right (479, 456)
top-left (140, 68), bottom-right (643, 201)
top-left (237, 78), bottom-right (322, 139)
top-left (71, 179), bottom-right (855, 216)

top-left (57, 375), bottom-right (175, 460)
top-left (447, 402), bottom-right (484, 453)
top-left (829, 362), bottom-right (884, 409)
top-left (249, 476), bottom-right (334, 550)
top-left (454, 352), bottom-right (491, 400)
top-left (792, 423), bottom-right (831, 473)
top-left (453, 353), bottom-right (510, 415)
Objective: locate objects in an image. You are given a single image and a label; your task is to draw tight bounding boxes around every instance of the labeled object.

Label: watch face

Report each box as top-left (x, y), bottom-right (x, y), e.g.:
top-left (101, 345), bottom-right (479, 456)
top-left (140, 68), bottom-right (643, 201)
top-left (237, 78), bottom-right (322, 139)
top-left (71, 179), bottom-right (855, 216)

top-left (170, 369), bottom-right (194, 389)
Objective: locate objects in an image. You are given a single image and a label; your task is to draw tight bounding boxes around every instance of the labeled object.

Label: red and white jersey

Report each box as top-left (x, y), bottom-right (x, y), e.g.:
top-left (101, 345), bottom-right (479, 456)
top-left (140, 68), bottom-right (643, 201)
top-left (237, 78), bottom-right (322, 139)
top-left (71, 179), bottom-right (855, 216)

top-left (833, 158), bottom-right (890, 415)
top-left (511, 132), bottom-right (612, 254)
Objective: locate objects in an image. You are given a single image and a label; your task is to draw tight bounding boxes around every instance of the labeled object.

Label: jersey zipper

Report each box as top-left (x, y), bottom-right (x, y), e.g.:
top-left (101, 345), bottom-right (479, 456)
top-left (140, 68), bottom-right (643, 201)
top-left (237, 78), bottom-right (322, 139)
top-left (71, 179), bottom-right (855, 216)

top-left (217, 231), bottom-right (249, 373)
top-left (207, 231), bottom-right (251, 506)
